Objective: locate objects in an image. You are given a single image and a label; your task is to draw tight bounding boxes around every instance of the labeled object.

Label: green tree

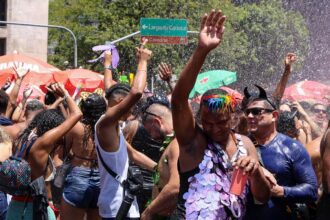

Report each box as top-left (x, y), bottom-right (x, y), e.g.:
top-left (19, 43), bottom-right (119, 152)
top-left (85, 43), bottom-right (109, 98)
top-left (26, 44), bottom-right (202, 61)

top-left (49, 0), bottom-right (309, 91)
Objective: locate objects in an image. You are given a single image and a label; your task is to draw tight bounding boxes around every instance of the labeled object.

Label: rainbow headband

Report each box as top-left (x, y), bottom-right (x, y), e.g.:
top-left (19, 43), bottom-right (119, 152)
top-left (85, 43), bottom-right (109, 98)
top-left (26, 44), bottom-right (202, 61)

top-left (201, 94), bottom-right (237, 113)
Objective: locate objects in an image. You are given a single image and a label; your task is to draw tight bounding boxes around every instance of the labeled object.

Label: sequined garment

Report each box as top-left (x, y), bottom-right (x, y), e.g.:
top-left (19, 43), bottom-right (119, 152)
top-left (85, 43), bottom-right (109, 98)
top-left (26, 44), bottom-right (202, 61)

top-left (183, 134), bottom-right (248, 220)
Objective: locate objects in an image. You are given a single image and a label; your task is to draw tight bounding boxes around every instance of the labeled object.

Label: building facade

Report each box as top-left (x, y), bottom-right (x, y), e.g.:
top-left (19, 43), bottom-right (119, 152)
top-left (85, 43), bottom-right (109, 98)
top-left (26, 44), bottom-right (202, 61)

top-left (0, 0), bottom-right (49, 61)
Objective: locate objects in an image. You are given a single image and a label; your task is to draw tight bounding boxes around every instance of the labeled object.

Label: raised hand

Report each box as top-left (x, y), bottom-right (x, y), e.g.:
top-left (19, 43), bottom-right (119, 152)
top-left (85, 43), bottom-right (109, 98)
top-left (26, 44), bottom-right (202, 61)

top-left (158, 62), bottom-right (173, 82)
top-left (291, 101), bottom-right (307, 118)
top-left (23, 86), bottom-right (33, 99)
top-left (136, 39), bottom-right (152, 61)
top-left (198, 9), bottom-right (226, 52)
top-left (285, 53), bottom-right (297, 65)
top-left (284, 53), bottom-right (297, 72)
top-left (13, 66), bottom-right (29, 79)
top-left (50, 83), bottom-right (69, 98)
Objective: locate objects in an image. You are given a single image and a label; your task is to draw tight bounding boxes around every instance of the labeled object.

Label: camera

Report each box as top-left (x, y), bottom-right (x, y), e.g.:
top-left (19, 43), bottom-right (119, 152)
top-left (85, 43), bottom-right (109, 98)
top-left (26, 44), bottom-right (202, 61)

top-left (116, 167), bottom-right (143, 220)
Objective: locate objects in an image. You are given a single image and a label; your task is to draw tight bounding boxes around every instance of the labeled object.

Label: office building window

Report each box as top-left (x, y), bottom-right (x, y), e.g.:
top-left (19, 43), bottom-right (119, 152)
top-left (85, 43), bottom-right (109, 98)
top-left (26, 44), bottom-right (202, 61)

top-left (0, 38), bottom-right (6, 55)
top-left (0, 0), bottom-right (6, 26)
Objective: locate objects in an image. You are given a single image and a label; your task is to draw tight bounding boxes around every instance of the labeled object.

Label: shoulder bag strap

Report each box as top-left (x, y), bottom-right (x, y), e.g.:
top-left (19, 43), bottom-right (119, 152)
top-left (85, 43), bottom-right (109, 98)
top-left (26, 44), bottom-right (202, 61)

top-left (96, 146), bottom-right (124, 184)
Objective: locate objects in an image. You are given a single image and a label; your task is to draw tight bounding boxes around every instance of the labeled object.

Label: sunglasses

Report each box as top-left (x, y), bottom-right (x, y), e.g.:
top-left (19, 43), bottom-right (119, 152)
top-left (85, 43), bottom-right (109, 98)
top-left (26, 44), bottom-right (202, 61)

top-left (312, 108), bottom-right (327, 114)
top-left (244, 108), bottom-right (274, 116)
top-left (142, 111), bottom-right (162, 121)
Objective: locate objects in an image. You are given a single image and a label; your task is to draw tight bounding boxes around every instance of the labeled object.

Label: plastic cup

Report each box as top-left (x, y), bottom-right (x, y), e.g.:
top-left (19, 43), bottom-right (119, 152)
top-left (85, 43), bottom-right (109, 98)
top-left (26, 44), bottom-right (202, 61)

top-left (230, 168), bottom-right (248, 196)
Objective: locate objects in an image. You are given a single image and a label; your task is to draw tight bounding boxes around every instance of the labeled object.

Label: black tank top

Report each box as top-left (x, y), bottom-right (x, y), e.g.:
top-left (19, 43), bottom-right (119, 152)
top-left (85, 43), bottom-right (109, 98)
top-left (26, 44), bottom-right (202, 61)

top-left (131, 124), bottom-right (163, 187)
top-left (175, 161), bottom-right (200, 219)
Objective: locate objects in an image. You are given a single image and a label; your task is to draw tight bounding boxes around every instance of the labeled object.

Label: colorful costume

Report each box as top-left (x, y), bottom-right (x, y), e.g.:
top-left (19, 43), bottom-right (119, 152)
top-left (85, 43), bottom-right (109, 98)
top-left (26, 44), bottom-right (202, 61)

top-left (176, 134), bottom-right (249, 220)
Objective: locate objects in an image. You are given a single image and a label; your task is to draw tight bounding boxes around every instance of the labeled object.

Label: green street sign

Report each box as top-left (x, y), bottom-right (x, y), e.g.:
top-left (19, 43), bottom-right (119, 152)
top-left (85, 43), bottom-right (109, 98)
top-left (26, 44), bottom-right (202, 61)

top-left (140, 18), bottom-right (188, 44)
top-left (140, 18), bottom-right (187, 37)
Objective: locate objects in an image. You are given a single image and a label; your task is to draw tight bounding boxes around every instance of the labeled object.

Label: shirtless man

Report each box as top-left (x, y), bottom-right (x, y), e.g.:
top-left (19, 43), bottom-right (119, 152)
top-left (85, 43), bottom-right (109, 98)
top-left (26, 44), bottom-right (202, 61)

top-left (306, 137), bottom-right (323, 196)
top-left (124, 101), bottom-right (173, 212)
top-left (171, 9), bottom-right (270, 219)
top-left (141, 139), bottom-right (179, 220)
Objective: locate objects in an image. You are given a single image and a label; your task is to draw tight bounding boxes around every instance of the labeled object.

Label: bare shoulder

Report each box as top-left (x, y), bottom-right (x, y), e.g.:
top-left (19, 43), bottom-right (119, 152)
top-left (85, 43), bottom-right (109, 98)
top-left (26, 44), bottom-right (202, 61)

top-left (167, 138), bottom-right (179, 159)
top-left (68, 121), bottom-right (84, 137)
top-left (306, 137), bottom-right (321, 158)
top-left (123, 120), bottom-right (139, 143)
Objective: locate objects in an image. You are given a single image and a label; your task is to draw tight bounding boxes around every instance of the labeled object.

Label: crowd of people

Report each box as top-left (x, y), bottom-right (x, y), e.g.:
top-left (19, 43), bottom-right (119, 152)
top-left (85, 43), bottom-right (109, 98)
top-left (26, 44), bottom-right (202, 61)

top-left (0, 8), bottom-right (329, 220)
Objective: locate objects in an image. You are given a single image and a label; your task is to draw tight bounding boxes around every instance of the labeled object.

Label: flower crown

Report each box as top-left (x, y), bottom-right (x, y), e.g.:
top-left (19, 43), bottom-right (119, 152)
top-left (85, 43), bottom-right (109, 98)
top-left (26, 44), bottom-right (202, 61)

top-left (201, 94), bottom-right (237, 113)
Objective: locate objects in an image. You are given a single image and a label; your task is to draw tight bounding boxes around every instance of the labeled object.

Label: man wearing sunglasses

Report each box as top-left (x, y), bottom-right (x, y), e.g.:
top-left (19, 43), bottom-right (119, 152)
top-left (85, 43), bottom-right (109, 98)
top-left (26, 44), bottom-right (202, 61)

top-left (311, 103), bottom-right (328, 134)
top-left (244, 88), bottom-right (318, 220)
top-left (124, 101), bottom-right (175, 216)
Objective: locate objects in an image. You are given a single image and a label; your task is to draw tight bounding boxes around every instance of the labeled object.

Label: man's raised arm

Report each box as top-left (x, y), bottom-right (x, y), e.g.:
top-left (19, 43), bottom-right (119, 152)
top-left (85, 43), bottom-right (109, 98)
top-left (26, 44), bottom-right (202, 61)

top-left (171, 9), bottom-right (226, 147)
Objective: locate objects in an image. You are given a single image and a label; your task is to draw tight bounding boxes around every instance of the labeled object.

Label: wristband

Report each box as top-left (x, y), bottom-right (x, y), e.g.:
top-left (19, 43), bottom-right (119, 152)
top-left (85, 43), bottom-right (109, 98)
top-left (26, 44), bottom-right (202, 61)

top-left (63, 93), bottom-right (69, 101)
top-left (104, 64), bottom-right (114, 71)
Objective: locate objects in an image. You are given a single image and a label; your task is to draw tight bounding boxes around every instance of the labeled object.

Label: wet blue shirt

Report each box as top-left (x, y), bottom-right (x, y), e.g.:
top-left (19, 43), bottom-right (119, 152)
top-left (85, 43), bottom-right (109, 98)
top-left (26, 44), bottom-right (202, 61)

top-left (245, 133), bottom-right (317, 220)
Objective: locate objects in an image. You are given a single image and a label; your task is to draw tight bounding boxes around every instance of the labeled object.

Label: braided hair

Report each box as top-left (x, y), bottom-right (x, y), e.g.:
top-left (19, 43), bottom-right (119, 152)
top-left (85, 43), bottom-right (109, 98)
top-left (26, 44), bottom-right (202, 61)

top-left (79, 93), bottom-right (106, 148)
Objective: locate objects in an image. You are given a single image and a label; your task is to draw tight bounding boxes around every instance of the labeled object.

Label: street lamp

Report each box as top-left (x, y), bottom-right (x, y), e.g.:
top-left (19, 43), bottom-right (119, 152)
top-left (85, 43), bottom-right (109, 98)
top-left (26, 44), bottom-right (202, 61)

top-left (0, 21), bottom-right (78, 68)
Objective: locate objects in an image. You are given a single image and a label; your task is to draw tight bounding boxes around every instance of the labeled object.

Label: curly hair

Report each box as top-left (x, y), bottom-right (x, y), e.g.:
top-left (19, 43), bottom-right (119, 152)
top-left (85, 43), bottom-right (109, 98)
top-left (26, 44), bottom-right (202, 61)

top-left (79, 93), bottom-right (106, 148)
top-left (14, 109), bottom-right (65, 154)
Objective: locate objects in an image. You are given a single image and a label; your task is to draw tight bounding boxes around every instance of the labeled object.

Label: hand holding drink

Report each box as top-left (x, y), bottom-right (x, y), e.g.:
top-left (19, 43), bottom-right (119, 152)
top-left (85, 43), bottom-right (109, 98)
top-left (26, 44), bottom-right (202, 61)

top-left (230, 168), bottom-right (248, 195)
top-left (231, 155), bottom-right (259, 195)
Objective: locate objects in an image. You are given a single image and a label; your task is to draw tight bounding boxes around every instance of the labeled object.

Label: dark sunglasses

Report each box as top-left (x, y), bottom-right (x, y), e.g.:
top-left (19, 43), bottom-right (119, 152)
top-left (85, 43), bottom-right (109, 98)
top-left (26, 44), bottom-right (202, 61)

top-left (312, 108), bottom-right (327, 114)
top-left (244, 108), bottom-right (274, 116)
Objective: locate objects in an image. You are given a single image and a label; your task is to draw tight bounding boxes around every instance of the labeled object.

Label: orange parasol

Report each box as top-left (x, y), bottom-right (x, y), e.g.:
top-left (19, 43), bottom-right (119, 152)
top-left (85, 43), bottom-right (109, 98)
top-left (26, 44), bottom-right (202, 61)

top-left (0, 53), bottom-right (59, 73)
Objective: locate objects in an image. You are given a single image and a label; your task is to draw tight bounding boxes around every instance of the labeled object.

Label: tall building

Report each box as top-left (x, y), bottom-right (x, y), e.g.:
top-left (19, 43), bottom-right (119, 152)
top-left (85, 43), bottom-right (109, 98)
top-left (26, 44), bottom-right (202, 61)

top-left (0, 0), bottom-right (49, 61)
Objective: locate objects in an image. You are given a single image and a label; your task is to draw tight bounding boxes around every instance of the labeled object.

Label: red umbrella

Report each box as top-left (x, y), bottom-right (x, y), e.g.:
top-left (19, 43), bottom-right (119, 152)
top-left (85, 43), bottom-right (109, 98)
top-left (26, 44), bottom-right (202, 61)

top-left (0, 69), bottom-right (13, 86)
top-left (283, 81), bottom-right (330, 104)
top-left (17, 71), bottom-right (54, 101)
top-left (0, 53), bottom-right (59, 73)
top-left (0, 68), bottom-right (54, 102)
top-left (53, 69), bottom-right (104, 96)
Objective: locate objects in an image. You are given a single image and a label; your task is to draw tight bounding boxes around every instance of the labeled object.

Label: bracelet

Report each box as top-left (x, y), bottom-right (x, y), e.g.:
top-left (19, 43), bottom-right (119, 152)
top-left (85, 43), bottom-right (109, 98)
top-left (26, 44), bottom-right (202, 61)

top-left (137, 69), bottom-right (147, 72)
top-left (104, 65), bottom-right (114, 71)
top-left (63, 94), bottom-right (69, 101)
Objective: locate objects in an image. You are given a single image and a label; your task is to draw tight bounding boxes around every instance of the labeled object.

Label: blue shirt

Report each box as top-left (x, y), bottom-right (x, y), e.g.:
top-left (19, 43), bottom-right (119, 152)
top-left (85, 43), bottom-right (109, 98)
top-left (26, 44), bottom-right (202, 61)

top-left (245, 133), bottom-right (317, 220)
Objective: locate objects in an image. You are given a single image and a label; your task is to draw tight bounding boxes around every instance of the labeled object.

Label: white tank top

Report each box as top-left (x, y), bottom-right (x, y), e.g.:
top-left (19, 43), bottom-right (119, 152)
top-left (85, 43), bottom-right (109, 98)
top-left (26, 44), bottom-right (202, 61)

top-left (94, 117), bottom-right (139, 218)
